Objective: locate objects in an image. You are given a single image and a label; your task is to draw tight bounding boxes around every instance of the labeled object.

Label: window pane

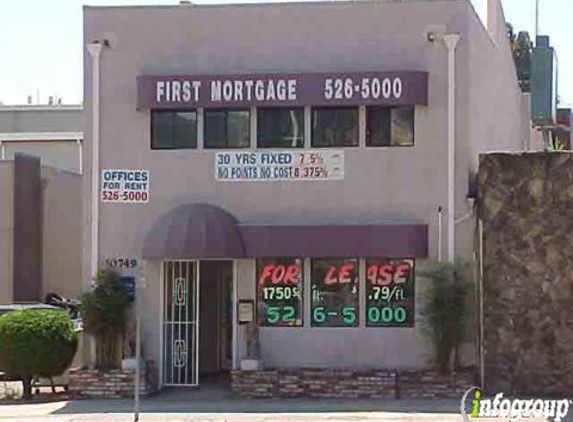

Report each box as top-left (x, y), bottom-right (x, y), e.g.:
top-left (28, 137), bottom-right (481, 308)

top-left (391, 107), bottom-right (414, 146)
top-left (227, 110), bottom-right (250, 148)
top-left (366, 107), bottom-right (391, 146)
top-left (205, 109), bottom-right (250, 149)
top-left (173, 112), bottom-right (197, 149)
top-left (151, 111), bottom-right (174, 149)
top-left (311, 258), bottom-right (359, 327)
top-left (365, 259), bottom-right (415, 327)
top-left (204, 110), bottom-right (227, 149)
top-left (366, 106), bottom-right (414, 147)
top-left (257, 258), bottom-right (303, 327)
top-left (312, 107), bottom-right (358, 148)
top-left (151, 111), bottom-right (197, 149)
top-left (257, 108), bottom-right (304, 148)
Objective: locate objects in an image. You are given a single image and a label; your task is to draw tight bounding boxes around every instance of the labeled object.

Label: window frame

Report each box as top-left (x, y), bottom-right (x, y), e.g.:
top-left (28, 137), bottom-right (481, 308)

top-left (150, 109), bottom-right (198, 150)
top-left (365, 106), bottom-right (415, 148)
top-left (311, 106), bottom-right (360, 148)
top-left (203, 108), bottom-right (251, 150)
top-left (256, 258), bottom-right (304, 328)
top-left (256, 107), bottom-right (305, 149)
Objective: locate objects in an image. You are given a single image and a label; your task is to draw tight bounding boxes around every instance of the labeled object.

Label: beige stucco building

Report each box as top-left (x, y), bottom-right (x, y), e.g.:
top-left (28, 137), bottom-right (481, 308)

top-left (83, 0), bottom-right (534, 390)
top-left (0, 105), bottom-right (83, 305)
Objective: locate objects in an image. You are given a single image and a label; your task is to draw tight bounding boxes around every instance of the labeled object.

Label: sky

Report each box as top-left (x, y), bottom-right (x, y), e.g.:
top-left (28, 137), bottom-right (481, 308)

top-left (0, 0), bottom-right (570, 106)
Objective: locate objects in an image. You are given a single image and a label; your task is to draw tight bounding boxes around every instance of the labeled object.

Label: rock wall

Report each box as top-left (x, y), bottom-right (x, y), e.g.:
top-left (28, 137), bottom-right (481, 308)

top-left (478, 152), bottom-right (573, 395)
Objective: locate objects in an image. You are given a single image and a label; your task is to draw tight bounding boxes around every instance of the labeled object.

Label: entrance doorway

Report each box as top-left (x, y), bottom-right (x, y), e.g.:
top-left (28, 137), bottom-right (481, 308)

top-left (162, 261), bottom-right (199, 387)
top-left (199, 260), bottom-right (233, 380)
top-left (161, 260), bottom-right (233, 387)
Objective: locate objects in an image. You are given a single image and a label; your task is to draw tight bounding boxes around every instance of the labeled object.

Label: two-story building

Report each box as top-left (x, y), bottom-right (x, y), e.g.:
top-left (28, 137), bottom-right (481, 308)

top-left (83, 0), bottom-right (530, 391)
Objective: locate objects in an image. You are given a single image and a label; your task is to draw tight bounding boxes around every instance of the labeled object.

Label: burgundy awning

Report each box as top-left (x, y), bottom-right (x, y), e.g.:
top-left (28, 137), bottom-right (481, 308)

top-left (141, 203), bottom-right (428, 259)
top-left (142, 203), bottom-right (246, 259)
top-left (240, 224), bottom-right (428, 258)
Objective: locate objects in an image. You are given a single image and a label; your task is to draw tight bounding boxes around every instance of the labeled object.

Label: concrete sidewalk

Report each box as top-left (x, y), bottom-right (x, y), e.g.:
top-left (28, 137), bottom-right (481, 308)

top-left (0, 385), bottom-right (552, 422)
top-left (0, 390), bottom-right (468, 422)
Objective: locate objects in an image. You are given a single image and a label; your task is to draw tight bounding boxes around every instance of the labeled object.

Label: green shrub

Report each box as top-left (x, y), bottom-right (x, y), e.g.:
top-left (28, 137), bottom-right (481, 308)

top-left (80, 269), bottom-right (132, 369)
top-left (0, 309), bottom-right (78, 399)
top-left (420, 263), bottom-right (471, 374)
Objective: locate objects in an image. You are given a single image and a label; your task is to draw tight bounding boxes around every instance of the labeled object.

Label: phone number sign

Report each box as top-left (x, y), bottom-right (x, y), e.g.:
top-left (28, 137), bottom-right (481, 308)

top-left (215, 150), bottom-right (344, 181)
top-left (101, 169), bottom-right (149, 203)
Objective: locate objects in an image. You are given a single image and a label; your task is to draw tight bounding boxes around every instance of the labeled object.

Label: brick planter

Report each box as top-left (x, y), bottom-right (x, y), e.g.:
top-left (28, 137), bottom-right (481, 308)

top-left (398, 370), bottom-right (476, 398)
top-left (69, 361), bottom-right (158, 399)
top-left (232, 368), bottom-right (475, 399)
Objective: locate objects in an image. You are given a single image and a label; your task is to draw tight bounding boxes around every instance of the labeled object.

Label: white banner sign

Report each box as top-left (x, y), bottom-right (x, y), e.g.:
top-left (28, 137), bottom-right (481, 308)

top-left (101, 169), bottom-right (149, 203)
top-left (215, 150), bottom-right (344, 181)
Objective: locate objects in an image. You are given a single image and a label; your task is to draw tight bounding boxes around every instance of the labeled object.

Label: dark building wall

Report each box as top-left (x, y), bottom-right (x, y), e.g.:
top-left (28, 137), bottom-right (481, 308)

top-left (12, 154), bottom-right (42, 302)
top-left (478, 152), bottom-right (573, 395)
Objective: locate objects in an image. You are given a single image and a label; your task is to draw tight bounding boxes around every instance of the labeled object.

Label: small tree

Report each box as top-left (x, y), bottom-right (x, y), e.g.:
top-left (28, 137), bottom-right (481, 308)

top-left (0, 309), bottom-right (78, 399)
top-left (80, 269), bottom-right (132, 369)
top-left (420, 263), bottom-right (470, 374)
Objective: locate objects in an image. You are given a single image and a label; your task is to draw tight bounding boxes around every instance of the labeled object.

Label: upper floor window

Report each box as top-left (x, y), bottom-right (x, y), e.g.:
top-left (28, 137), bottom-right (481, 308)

top-left (151, 110), bottom-right (197, 149)
top-left (257, 108), bottom-right (304, 148)
top-left (366, 106), bottom-right (414, 147)
top-left (312, 107), bottom-right (359, 148)
top-left (204, 109), bottom-right (250, 149)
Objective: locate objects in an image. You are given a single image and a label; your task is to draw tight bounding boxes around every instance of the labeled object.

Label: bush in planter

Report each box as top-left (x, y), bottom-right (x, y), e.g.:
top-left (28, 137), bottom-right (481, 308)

top-left (420, 263), bottom-right (471, 374)
top-left (0, 309), bottom-right (78, 399)
top-left (80, 269), bottom-right (132, 370)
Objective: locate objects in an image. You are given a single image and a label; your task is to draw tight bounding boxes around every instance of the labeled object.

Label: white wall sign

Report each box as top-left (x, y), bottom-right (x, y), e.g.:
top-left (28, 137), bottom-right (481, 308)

top-left (101, 169), bottom-right (149, 203)
top-left (215, 150), bottom-right (344, 181)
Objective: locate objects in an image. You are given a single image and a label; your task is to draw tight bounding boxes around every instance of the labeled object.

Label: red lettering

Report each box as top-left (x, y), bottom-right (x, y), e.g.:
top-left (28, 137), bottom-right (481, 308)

top-left (283, 264), bottom-right (300, 284)
top-left (339, 263), bottom-right (354, 283)
top-left (394, 262), bottom-right (410, 284)
top-left (378, 264), bottom-right (393, 286)
top-left (258, 264), bottom-right (274, 285)
top-left (324, 265), bottom-right (338, 284)
top-left (271, 265), bottom-right (286, 284)
top-left (367, 264), bottom-right (378, 285)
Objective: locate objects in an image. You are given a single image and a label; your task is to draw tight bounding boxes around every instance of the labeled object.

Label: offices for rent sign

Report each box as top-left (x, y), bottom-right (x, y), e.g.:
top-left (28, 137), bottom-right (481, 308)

top-left (101, 169), bottom-right (149, 203)
top-left (215, 150), bottom-right (344, 181)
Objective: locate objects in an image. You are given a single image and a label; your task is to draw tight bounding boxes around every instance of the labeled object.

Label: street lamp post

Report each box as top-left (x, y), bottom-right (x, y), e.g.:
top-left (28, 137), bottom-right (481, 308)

top-left (134, 262), bottom-right (145, 422)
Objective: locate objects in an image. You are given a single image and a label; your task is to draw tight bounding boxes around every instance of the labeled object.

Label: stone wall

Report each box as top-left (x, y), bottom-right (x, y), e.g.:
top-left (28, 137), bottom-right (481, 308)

top-left (231, 369), bottom-right (474, 398)
top-left (68, 361), bottom-right (158, 399)
top-left (478, 152), bottom-right (573, 396)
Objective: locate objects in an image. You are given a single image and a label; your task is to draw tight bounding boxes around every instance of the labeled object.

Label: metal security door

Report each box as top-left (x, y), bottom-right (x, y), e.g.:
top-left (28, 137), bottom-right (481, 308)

top-left (162, 261), bottom-right (199, 386)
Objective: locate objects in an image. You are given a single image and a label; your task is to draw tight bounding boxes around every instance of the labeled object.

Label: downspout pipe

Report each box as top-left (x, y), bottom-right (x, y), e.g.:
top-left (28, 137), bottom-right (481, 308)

top-left (87, 42), bottom-right (102, 282)
top-left (444, 34), bottom-right (460, 263)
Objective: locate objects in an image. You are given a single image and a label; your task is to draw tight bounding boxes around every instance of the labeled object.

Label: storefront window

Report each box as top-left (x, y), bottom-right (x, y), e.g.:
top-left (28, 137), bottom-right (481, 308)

top-left (257, 258), bottom-right (303, 327)
top-left (366, 106), bottom-right (414, 146)
top-left (312, 107), bottom-right (359, 148)
top-left (365, 259), bottom-right (415, 327)
top-left (311, 258), bottom-right (359, 327)
top-left (257, 108), bottom-right (304, 148)
top-left (204, 109), bottom-right (250, 149)
top-left (151, 110), bottom-right (197, 149)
